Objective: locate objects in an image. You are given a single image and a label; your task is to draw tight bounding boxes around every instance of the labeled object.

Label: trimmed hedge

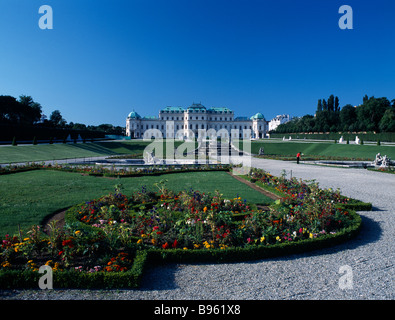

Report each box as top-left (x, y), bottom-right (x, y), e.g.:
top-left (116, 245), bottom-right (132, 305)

top-left (145, 210), bottom-right (362, 264)
top-left (0, 164), bottom-right (231, 178)
top-left (0, 250), bottom-right (148, 289)
top-left (0, 209), bottom-right (362, 289)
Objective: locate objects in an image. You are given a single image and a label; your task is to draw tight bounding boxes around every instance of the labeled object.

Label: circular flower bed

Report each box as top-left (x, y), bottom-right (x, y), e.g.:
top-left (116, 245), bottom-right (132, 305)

top-left (73, 182), bottom-right (355, 252)
top-left (0, 168), bottom-right (365, 289)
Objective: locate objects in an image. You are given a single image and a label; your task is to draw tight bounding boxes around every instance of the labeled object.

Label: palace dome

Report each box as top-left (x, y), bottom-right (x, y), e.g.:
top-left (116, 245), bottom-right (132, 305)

top-left (250, 112), bottom-right (265, 120)
top-left (127, 111), bottom-right (141, 119)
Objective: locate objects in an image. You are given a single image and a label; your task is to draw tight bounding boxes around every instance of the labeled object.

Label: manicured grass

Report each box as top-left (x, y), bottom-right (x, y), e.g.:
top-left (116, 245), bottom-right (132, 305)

top-left (0, 141), bottom-right (147, 164)
top-left (0, 170), bottom-right (272, 236)
top-left (0, 140), bottom-right (194, 164)
top-left (242, 140), bottom-right (395, 160)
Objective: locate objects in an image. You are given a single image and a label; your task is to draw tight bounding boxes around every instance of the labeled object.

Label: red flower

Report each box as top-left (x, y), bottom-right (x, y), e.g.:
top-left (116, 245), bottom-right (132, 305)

top-left (172, 239), bottom-right (178, 248)
top-left (62, 239), bottom-right (74, 248)
top-left (162, 242), bottom-right (169, 249)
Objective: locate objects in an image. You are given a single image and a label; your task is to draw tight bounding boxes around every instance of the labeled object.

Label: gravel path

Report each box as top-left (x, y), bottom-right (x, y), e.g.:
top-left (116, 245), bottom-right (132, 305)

top-left (1, 158), bottom-right (394, 300)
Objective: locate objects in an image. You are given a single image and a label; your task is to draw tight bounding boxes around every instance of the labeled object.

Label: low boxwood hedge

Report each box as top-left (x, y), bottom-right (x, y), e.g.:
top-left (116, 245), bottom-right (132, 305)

top-left (0, 166), bottom-right (370, 290)
top-left (0, 210), bottom-right (362, 289)
top-left (0, 250), bottom-right (148, 289)
top-left (146, 210), bottom-right (362, 264)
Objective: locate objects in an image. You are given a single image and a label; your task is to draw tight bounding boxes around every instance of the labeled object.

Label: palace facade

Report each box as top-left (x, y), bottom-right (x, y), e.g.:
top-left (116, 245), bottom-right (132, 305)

top-left (126, 103), bottom-right (268, 139)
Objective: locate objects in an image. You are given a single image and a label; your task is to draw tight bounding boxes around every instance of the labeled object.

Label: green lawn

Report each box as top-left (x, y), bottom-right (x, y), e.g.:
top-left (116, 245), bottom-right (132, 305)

top-left (0, 140), bottom-right (195, 164)
top-left (0, 170), bottom-right (272, 236)
top-left (244, 141), bottom-right (395, 160)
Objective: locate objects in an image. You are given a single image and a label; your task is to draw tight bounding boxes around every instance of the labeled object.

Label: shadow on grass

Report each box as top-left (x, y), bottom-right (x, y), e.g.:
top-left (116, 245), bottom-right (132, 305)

top-left (70, 143), bottom-right (119, 155)
top-left (69, 141), bottom-right (150, 156)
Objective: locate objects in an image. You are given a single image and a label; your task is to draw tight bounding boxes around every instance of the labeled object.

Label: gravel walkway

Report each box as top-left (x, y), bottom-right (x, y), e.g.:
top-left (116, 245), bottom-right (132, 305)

top-left (1, 158), bottom-right (394, 300)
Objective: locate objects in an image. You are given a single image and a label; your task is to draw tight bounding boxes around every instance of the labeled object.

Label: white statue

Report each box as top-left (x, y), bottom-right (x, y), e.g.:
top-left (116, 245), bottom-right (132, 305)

top-left (381, 155), bottom-right (390, 167)
top-left (374, 153), bottom-right (383, 166)
top-left (355, 136), bottom-right (360, 145)
top-left (145, 150), bottom-right (155, 164)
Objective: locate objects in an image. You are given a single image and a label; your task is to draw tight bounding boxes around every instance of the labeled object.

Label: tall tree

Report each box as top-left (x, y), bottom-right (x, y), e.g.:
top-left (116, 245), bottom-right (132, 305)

top-left (49, 110), bottom-right (67, 127)
top-left (340, 104), bottom-right (357, 131)
top-left (327, 95), bottom-right (335, 112)
top-left (316, 99), bottom-right (322, 113)
top-left (18, 95), bottom-right (42, 125)
top-left (322, 99), bottom-right (327, 111)
top-left (379, 108), bottom-right (395, 132)
top-left (0, 95), bottom-right (21, 123)
top-left (356, 97), bottom-right (390, 132)
top-left (334, 96), bottom-right (340, 112)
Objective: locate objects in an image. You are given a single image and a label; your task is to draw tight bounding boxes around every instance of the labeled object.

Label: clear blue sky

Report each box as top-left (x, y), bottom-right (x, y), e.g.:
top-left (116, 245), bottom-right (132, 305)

top-left (1, 0), bottom-right (394, 127)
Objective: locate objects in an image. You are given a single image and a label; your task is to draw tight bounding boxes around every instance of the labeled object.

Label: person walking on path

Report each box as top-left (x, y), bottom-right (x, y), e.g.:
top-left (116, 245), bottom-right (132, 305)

top-left (296, 152), bottom-right (301, 164)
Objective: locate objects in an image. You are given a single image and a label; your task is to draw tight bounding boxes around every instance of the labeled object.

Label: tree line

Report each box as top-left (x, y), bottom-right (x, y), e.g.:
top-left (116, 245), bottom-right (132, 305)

top-left (0, 94), bottom-right (124, 136)
top-left (275, 94), bottom-right (395, 133)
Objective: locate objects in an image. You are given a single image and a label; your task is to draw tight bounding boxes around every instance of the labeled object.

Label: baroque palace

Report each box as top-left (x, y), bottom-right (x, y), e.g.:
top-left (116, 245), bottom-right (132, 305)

top-left (126, 103), bottom-right (268, 139)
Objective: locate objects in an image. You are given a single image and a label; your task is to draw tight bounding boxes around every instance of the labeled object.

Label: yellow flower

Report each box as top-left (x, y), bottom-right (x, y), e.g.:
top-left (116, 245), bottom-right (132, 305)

top-left (309, 233), bottom-right (314, 239)
top-left (141, 234), bottom-right (147, 238)
top-left (151, 238), bottom-right (157, 245)
top-left (260, 236), bottom-right (265, 243)
top-left (276, 236), bottom-right (281, 242)
top-left (75, 230), bottom-right (81, 235)
top-left (137, 239), bottom-right (143, 244)
top-left (183, 247), bottom-right (188, 250)
top-left (45, 260), bottom-right (53, 266)
top-left (203, 206), bottom-right (208, 213)
top-left (23, 237), bottom-right (30, 241)
top-left (194, 244), bottom-right (200, 249)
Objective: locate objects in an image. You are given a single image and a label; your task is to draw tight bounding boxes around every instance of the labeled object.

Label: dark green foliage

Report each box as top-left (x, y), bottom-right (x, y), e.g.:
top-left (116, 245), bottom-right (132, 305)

top-left (275, 95), bottom-right (395, 134)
